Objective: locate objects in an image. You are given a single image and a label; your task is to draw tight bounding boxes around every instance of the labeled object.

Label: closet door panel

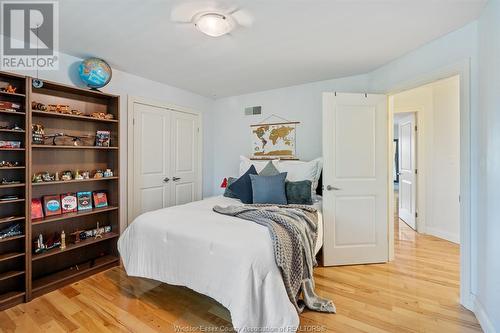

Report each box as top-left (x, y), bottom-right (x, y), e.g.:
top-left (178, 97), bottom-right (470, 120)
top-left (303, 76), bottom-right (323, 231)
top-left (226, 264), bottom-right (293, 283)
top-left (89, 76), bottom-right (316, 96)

top-left (170, 111), bottom-right (200, 205)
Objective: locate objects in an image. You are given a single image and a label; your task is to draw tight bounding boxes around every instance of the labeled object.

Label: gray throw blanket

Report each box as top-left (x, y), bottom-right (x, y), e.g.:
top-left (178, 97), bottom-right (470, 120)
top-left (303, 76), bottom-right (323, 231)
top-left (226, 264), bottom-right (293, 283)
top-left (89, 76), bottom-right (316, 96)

top-left (213, 204), bottom-right (336, 314)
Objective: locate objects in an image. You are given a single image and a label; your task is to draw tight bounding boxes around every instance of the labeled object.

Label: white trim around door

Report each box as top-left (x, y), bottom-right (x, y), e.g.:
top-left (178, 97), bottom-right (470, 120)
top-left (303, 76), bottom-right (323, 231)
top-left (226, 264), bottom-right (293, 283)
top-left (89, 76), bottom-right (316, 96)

top-left (385, 59), bottom-right (472, 310)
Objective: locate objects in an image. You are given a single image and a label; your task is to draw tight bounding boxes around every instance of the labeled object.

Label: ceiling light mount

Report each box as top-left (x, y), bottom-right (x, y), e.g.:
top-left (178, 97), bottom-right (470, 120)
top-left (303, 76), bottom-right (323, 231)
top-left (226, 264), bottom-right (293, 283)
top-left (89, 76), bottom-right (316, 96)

top-left (194, 12), bottom-right (234, 37)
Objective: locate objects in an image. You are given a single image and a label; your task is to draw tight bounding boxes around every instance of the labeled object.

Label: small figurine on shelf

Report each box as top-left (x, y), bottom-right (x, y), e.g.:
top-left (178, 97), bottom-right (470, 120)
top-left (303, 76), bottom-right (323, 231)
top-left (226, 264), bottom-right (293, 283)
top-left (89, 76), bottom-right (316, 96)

top-left (55, 172), bottom-right (60, 181)
top-left (34, 234), bottom-right (45, 254)
top-left (1, 178), bottom-right (21, 185)
top-left (3, 84), bottom-right (17, 94)
top-left (60, 230), bottom-right (66, 250)
top-left (10, 124), bottom-right (23, 131)
top-left (93, 170), bottom-right (103, 179)
top-left (71, 109), bottom-right (83, 116)
top-left (61, 170), bottom-right (72, 181)
top-left (32, 173), bottom-right (43, 183)
top-left (0, 223), bottom-right (22, 240)
top-left (94, 222), bottom-right (103, 239)
top-left (0, 161), bottom-right (19, 167)
top-left (32, 101), bottom-right (47, 111)
top-left (32, 124), bottom-right (45, 144)
top-left (69, 230), bottom-right (82, 244)
top-left (81, 170), bottom-right (90, 179)
top-left (74, 170), bottom-right (83, 180)
top-left (41, 171), bottom-right (54, 182)
top-left (104, 169), bottom-right (113, 177)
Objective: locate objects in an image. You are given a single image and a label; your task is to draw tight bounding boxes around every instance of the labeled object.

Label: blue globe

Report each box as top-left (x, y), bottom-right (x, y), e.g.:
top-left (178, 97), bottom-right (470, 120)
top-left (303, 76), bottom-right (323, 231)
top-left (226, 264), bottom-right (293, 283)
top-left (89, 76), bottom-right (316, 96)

top-left (78, 58), bottom-right (112, 89)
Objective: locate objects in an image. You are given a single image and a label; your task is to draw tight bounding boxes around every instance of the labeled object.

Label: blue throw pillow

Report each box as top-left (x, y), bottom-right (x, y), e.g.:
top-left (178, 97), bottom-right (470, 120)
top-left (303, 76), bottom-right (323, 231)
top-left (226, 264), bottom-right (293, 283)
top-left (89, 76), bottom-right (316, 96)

top-left (286, 180), bottom-right (313, 205)
top-left (249, 172), bottom-right (288, 205)
top-left (228, 165), bottom-right (258, 204)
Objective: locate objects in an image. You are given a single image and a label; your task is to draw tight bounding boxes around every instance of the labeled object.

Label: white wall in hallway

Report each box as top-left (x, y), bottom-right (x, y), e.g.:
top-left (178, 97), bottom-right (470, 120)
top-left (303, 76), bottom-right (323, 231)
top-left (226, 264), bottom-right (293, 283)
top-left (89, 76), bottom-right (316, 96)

top-left (393, 76), bottom-right (460, 244)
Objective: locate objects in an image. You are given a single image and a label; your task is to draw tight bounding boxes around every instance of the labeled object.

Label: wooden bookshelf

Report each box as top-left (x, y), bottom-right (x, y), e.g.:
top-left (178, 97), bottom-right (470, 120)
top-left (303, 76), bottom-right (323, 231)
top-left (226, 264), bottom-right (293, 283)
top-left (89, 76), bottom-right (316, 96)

top-left (28, 77), bottom-right (120, 302)
top-left (0, 71), bottom-right (121, 309)
top-left (0, 71), bottom-right (28, 309)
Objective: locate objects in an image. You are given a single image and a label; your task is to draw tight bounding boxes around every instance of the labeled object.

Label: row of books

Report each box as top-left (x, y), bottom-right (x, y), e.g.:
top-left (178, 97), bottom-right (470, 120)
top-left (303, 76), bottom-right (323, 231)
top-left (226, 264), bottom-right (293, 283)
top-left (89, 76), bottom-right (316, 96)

top-left (32, 191), bottom-right (108, 219)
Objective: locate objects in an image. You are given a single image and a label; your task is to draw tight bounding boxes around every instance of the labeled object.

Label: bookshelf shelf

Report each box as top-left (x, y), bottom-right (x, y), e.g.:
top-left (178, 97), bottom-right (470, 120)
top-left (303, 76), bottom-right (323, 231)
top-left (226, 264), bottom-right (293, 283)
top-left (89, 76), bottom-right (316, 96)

top-left (32, 110), bottom-right (118, 123)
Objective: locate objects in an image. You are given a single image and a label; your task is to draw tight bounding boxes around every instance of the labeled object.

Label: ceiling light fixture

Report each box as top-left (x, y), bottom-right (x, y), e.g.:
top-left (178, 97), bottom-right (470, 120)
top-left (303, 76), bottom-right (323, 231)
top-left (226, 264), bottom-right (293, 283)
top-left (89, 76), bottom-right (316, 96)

top-left (194, 13), bottom-right (233, 37)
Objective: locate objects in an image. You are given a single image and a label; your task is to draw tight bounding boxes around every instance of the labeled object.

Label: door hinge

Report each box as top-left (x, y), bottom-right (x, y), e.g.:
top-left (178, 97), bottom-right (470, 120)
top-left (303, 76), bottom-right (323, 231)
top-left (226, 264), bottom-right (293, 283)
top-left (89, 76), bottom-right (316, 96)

top-left (415, 125), bottom-right (418, 131)
top-left (415, 212), bottom-right (418, 218)
top-left (415, 169), bottom-right (418, 174)
top-left (133, 118), bottom-right (135, 125)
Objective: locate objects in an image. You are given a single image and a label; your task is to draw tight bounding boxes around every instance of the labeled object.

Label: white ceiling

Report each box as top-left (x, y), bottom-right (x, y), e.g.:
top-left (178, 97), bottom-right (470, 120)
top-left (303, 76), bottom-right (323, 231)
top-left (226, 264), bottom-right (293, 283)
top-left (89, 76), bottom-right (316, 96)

top-left (59, 0), bottom-right (486, 98)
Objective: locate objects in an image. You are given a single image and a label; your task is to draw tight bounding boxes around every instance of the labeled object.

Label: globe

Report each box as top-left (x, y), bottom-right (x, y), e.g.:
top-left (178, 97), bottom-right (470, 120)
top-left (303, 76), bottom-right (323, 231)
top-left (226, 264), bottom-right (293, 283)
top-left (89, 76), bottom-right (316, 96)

top-left (78, 58), bottom-right (112, 89)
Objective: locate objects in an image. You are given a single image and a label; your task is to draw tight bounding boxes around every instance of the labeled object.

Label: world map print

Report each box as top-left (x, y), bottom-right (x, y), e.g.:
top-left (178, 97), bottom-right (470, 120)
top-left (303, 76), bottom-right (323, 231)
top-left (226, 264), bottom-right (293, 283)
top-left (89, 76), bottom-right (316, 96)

top-left (251, 123), bottom-right (296, 158)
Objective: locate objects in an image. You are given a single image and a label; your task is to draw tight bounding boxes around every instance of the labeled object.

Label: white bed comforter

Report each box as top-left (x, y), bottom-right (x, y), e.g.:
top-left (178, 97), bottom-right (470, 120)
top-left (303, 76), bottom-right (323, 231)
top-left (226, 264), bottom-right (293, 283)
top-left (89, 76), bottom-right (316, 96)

top-left (118, 195), bottom-right (323, 331)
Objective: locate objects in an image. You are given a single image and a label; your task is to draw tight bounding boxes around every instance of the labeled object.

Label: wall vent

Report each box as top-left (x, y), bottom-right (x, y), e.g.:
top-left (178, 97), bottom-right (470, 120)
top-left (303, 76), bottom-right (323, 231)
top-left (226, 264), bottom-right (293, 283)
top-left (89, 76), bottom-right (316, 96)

top-left (245, 106), bottom-right (262, 116)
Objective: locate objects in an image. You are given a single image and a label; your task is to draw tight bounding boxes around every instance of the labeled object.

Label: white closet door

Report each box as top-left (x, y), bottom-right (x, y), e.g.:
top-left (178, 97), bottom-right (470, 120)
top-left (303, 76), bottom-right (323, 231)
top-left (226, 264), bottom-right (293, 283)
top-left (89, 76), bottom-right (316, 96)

top-left (170, 111), bottom-right (200, 206)
top-left (132, 102), bottom-right (172, 219)
top-left (322, 92), bottom-right (388, 266)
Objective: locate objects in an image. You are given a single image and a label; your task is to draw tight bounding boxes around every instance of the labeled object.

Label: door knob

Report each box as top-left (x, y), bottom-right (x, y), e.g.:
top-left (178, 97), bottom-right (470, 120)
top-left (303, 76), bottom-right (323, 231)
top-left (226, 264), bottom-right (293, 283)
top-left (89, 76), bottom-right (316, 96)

top-left (326, 185), bottom-right (340, 191)
top-left (173, 177), bottom-right (181, 181)
top-left (163, 177), bottom-right (170, 183)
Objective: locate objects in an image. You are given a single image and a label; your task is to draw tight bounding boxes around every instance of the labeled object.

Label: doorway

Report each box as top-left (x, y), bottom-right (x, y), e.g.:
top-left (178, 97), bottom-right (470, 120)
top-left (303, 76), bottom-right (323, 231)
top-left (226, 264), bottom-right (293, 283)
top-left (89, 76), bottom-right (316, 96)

top-left (390, 76), bottom-right (460, 242)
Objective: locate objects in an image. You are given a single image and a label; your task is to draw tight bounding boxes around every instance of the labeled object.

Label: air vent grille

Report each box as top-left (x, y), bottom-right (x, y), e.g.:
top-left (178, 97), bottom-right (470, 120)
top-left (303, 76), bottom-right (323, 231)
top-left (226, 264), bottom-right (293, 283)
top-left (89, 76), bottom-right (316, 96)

top-left (245, 106), bottom-right (262, 115)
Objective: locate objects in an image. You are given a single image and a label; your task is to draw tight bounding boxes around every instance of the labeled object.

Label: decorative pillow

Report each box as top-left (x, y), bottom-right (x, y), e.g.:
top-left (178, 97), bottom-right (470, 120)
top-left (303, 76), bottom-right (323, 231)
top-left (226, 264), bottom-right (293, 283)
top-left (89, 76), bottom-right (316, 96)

top-left (259, 161), bottom-right (280, 176)
top-left (223, 177), bottom-right (239, 199)
top-left (228, 165), bottom-right (258, 204)
top-left (277, 159), bottom-right (321, 188)
top-left (239, 156), bottom-right (278, 176)
top-left (286, 180), bottom-right (313, 205)
top-left (249, 172), bottom-right (288, 205)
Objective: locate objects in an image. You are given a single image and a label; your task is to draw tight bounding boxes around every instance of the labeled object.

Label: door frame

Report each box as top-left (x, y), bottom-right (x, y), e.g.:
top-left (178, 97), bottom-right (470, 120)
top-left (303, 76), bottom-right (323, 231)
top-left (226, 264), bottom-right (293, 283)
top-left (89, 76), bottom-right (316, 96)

top-left (386, 59), bottom-right (472, 309)
top-left (127, 95), bottom-right (203, 226)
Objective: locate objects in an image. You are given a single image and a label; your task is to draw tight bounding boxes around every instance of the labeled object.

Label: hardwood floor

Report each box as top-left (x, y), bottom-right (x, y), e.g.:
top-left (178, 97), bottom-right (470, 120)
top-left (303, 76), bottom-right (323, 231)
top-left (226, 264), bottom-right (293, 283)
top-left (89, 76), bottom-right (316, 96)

top-left (0, 219), bottom-right (480, 332)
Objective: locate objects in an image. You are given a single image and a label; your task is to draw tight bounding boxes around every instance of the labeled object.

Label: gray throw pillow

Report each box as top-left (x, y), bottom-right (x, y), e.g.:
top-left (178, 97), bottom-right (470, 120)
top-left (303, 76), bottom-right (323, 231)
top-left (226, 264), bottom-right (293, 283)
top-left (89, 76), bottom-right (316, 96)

top-left (286, 180), bottom-right (313, 205)
top-left (223, 177), bottom-right (239, 199)
top-left (249, 172), bottom-right (288, 205)
top-left (259, 161), bottom-right (280, 176)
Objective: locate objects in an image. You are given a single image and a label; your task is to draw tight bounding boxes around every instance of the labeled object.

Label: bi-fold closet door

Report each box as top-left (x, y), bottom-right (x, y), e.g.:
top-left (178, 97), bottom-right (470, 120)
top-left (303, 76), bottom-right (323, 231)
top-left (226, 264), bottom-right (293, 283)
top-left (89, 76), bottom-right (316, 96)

top-left (131, 101), bottom-right (201, 221)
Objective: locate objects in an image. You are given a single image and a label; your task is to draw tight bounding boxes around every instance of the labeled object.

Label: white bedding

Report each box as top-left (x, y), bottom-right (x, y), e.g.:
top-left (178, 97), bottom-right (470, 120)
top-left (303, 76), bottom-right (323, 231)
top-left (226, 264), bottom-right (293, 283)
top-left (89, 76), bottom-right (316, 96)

top-left (118, 195), bottom-right (323, 331)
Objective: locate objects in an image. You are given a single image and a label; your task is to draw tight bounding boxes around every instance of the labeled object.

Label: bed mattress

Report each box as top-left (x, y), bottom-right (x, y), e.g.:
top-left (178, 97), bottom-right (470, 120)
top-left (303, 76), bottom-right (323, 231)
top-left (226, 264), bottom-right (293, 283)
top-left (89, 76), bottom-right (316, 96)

top-left (118, 195), bottom-right (324, 331)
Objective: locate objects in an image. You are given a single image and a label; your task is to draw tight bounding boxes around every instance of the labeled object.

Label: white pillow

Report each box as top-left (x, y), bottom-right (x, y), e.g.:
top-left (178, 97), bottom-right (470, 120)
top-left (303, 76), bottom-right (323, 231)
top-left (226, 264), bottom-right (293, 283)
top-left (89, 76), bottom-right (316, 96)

top-left (277, 157), bottom-right (323, 191)
top-left (239, 156), bottom-right (278, 176)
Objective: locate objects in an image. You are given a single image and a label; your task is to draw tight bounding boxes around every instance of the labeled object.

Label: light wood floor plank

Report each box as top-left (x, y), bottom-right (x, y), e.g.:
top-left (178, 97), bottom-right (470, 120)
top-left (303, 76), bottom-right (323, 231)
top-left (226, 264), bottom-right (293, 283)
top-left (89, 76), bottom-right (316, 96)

top-left (0, 216), bottom-right (480, 332)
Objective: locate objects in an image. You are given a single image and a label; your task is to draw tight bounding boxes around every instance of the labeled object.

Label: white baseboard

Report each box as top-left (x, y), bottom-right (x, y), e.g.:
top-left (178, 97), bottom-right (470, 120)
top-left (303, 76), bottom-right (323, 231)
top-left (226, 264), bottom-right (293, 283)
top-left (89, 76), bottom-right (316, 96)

top-left (425, 227), bottom-right (460, 244)
top-left (474, 296), bottom-right (497, 333)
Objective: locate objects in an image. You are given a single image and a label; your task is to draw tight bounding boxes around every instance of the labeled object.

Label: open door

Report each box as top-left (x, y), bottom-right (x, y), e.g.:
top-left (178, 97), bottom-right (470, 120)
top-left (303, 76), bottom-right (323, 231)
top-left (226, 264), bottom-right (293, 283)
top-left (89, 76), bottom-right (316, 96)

top-left (322, 93), bottom-right (388, 266)
top-left (398, 113), bottom-right (417, 230)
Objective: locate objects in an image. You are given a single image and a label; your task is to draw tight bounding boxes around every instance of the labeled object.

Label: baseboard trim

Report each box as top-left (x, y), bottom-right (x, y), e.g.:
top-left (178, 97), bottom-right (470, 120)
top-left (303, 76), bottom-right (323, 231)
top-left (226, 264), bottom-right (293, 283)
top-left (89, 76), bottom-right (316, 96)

top-left (474, 296), bottom-right (497, 333)
top-left (425, 227), bottom-right (460, 244)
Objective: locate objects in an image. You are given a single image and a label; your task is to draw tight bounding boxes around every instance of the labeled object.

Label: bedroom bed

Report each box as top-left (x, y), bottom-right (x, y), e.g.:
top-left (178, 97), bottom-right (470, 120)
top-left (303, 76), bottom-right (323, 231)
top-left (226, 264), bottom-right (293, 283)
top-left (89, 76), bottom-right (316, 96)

top-left (118, 194), bottom-right (324, 331)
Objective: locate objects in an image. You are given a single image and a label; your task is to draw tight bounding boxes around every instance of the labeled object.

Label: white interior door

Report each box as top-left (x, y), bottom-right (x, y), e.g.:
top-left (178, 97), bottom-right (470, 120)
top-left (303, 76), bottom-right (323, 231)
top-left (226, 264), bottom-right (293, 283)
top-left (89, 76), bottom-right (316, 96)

top-left (132, 102), bottom-right (172, 219)
top-left (398, 113), bottom-right (417, 230)
top-left (322, 93), bottom-right (388, 266)
top-left (170, 111), bottom-right (201, 206)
